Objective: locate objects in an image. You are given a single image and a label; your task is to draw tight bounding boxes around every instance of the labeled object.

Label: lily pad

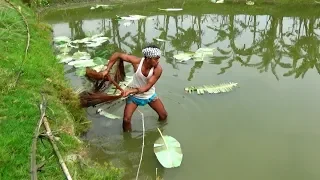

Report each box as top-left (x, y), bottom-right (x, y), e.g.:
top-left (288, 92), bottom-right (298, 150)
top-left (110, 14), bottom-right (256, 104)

top-left (86, 42), bottom-right (102, 48)
top-left (154, 38), bottom-right (168, 42)
top-left (173, 52), bottom-right (194, 62)
top-left (92, 64), bottom-right (106, 72)
top-left (53, 36), bottom-right (71, 43)
top-left (117, 15), bottom-right (147, 21)
top-left (90, 4), bottom-right (113, 10)
top-left (93, 57), bottom-right (106, 65)
top-left (75, 67), bottom-right (86, 76)
top-left (72, 51), bottom-right (91, 60)
top-left (68, 59), bottom-right (96, 68)
top-left (154, 128), bottom-right (183, 168)
top-left (58, 55), bottom-right (73, 63)
top-left (185, 82), bottom-right (238, 94)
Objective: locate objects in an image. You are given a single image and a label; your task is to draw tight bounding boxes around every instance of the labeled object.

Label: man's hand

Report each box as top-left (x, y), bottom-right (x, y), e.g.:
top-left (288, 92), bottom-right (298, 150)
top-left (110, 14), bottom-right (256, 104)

top-left (122, 88), bottom-right (139, 97)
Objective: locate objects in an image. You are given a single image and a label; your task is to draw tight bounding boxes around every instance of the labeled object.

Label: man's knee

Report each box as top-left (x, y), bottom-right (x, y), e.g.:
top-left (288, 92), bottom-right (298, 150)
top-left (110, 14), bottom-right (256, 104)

top-left (159, 111), bottom-right (168, 120)
top-left (123, 115), bottom-right (132, 123)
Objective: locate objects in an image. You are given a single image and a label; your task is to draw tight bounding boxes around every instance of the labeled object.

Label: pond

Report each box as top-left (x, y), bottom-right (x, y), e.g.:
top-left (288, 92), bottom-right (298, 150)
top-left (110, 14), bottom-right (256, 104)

top-left (43, 4), bottom-right (320, 180)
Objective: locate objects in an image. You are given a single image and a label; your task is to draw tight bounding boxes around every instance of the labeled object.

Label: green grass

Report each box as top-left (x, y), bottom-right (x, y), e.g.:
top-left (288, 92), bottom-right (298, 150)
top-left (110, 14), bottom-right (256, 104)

top-left (0, 1), bottom-right (123, 179)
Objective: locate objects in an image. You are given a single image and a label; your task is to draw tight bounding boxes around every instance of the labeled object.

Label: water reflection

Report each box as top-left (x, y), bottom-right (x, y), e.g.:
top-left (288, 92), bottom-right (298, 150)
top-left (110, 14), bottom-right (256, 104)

top-left (48, 12), bottom-right (320, 179)
top-left (85, 127), bottom-right (166, 180)
top-left (52, 14), bottom-right (320, 81)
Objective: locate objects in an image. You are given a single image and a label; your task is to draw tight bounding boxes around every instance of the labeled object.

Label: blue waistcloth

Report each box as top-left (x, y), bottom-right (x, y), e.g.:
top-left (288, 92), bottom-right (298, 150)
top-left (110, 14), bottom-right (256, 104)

top-left (126, 93), bottom-right (157, 106)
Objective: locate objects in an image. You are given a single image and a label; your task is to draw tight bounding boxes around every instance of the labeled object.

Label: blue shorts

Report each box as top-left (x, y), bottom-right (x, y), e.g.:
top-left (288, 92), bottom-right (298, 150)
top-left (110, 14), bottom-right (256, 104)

top-left (126, 93), bottom-right (157, 106)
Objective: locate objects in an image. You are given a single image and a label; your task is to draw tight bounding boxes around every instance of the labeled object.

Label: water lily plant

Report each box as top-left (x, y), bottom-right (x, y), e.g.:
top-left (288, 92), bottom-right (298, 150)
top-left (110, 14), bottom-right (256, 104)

top-left (185, 82), bottom-right (238, 94)
top-left (173, 47), bottom-right (215, 62)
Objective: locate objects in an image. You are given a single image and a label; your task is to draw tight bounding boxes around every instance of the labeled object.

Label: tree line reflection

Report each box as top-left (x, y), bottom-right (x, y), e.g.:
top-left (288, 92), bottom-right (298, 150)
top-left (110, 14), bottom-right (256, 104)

top-left (67, 13), bottom-right (320, 80)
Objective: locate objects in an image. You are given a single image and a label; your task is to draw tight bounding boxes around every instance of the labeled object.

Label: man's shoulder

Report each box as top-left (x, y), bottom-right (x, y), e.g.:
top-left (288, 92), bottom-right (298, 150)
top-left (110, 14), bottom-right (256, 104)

top-left (153, 64), bottom-right (163, 74)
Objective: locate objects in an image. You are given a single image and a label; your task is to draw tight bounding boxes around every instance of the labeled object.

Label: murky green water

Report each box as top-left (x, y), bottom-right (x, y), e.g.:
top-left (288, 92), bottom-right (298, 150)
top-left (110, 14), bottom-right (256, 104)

top-left (44, 5), bottom-right (320, 180)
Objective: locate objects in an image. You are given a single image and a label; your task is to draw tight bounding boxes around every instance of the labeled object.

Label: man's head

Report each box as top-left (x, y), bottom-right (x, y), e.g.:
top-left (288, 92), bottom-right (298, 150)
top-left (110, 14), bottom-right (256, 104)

top-left (142, 45), bottom-right (161, 67)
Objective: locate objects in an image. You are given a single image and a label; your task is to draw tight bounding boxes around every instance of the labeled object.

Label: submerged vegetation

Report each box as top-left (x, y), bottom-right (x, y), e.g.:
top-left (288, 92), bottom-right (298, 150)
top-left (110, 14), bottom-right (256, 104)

top-left (0, 0), bottom-right (123, 179)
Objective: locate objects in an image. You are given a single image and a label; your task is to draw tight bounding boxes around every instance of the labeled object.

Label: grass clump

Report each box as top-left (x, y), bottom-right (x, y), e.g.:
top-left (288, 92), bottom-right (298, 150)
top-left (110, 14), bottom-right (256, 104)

top-left (0, 1), bottom-right (123, 179)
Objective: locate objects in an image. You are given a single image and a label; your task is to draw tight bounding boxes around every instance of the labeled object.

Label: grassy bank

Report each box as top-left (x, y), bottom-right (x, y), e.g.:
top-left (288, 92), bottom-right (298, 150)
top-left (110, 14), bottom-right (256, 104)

top-left (0, 1), bottom-right (122, 179)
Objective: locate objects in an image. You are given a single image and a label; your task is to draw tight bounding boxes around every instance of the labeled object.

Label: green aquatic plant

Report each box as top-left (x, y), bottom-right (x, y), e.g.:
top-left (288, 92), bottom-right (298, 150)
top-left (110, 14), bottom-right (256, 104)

top-left (154, 128), bottom-right (183, 168)
top-left (185, 82), bottom-right (238, 94)
top-left (173, 47), bottom-right (215, 62)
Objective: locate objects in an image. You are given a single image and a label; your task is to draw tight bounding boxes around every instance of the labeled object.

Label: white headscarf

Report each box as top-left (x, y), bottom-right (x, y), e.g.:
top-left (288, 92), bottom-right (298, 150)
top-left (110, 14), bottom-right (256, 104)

top-left (142, 47), bottom-right (161, 58)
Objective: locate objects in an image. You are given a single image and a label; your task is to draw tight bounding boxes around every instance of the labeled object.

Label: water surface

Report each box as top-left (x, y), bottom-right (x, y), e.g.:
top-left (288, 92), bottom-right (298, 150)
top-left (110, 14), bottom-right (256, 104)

top-left (44, 6), bottom-right (320, 180)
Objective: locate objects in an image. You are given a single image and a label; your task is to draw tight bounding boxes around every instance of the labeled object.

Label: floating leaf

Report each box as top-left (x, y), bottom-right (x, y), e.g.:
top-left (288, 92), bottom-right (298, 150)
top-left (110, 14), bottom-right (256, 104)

top-left (86, 42), bottom-right (102, 48)
top-left (75, 67), bottom-right (86, 76)
top-left (211, 0), bottom-right (224, 3)
top-left (246, 1), bottom-right (254, 5)
top-left (173, 47), bottom-right (215, 62)
top-left (93, 57), bottom-right (106, 65)
top-left (92, 64), bottom-right (107, 72)
top-left (58, 55), bottom-right (73, 63)
top-left (158, 8), bottom-right (183, 11)
top-left (91, 36), bottom-right (109, 43)
top-left (154, 128), bottom-right (183, 168)
top-left (117, 15), bottom-right (147, 20)
top-left (185, 82), bottom-right (238, 94)
top-left (53, 36), bottom-right (71, 43)
top-left (173, 52), bottom-right (194, 62)
top-left (154, 38), bottom-right (168, 42)
top-left (90, 4), bottom-right (113, 10)
top-left (68, 59), bottom-right (96, 68)
top-left (97, 108), bottom-right (121, 119)
top-left (72, 51), bottom-right (91, 60)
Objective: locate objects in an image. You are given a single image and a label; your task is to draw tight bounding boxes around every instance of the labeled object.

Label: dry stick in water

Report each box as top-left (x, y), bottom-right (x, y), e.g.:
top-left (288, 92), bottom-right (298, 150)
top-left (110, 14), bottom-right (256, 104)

top-left (30, 94), bottom-right (47, 180)
top-left (43, 116), bottom-right (73, 180)
top-left (135, 109), bottom-right (145, 180)
top-left (4, 0), bottom-right (30, 88)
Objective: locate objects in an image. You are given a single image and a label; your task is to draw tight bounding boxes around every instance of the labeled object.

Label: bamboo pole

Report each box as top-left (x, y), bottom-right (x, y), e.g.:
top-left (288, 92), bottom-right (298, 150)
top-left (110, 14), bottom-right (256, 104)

top-left (43, 116), bottom-right (73, 180)
top-left (30, 94), bottom-right (47, 180)
top-left (42, 116), bottom-right (72, 180)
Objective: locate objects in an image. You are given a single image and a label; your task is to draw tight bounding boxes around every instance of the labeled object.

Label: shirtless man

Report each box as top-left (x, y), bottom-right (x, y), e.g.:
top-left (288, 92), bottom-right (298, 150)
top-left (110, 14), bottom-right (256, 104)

top-left (102, 45), bottom-right (168, 132)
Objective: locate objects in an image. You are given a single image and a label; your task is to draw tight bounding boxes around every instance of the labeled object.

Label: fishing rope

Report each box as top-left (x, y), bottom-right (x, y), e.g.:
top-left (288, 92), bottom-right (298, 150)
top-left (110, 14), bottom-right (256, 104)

top-left (135, 109), bottom-right (145, 180)
top-left (4, 0), bottom-right (30, 88)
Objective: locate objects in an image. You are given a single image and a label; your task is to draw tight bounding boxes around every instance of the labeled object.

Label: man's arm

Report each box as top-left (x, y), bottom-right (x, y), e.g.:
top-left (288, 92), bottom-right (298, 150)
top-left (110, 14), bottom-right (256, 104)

top-left (102, 52), bottom-right (140, 76)
top-left (130, 66), bottom-right (163, 94)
